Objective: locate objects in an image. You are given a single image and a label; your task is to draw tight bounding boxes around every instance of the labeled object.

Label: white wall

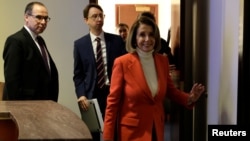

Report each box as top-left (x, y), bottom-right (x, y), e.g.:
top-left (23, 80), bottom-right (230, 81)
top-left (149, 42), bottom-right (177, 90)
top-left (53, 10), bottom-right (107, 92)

top-left (0, 0), bottom-right (88, 117)
top-left (99, 0), bottom-right (171, 40)
top-left (207, 0), bottom-right (240, 125)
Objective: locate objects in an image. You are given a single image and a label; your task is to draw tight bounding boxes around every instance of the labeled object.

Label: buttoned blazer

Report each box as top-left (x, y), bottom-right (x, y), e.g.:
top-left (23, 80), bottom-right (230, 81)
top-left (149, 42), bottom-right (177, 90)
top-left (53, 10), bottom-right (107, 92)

top-left (73, 33), bottom-right (126, 99)
top-left (103, 52), bottom-right (191, 141)
top-left (2, 27), bottom-right (59, 101)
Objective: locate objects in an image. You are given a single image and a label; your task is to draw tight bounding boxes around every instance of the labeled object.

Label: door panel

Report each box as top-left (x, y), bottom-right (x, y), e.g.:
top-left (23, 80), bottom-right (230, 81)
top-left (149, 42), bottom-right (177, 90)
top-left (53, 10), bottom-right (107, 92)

top-left (116, 4), bottom-right (158, 29)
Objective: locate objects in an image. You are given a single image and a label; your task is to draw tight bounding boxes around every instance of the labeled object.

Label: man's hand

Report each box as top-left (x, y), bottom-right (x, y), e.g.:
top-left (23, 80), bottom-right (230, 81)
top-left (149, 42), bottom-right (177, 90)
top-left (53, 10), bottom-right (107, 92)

top-left (78, 96), bottom-right (90, 111)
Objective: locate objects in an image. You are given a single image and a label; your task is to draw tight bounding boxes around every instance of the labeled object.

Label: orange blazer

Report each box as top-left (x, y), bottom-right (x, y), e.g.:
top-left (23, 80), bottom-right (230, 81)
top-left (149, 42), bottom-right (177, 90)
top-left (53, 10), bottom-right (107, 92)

top-left (103, 52), bottom-right (192, 141)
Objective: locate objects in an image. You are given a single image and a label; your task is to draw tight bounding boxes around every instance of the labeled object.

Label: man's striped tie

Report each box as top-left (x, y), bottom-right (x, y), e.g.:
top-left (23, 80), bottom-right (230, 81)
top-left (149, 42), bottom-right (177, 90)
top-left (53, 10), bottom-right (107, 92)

top-left (95, 37), bottom-right (105, 88)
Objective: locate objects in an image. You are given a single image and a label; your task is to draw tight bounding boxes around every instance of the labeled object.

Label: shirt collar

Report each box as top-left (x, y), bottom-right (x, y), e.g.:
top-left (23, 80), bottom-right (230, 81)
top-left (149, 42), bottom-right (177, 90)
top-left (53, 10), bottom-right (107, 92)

top-left (90, 31), bottom-right (104, 42)
top-left (24, 25), bottom-right (38, 40)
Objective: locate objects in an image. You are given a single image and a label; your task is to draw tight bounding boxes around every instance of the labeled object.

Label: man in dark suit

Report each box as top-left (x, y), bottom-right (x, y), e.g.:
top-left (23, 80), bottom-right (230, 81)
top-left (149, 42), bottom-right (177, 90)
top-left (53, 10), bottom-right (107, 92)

top-left (2, 1), bottom-right (59, 102)
top-left (73, 3), bottom-right (125, 141)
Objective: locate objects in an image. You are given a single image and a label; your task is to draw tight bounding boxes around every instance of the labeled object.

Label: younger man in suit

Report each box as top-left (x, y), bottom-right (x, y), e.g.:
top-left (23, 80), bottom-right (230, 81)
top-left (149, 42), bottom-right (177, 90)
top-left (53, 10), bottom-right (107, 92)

top-left (73, 3), bottom-right (126, 141)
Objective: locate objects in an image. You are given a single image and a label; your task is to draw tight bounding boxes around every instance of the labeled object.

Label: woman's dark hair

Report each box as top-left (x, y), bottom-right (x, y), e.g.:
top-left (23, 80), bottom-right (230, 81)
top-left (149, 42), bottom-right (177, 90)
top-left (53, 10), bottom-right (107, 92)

top-left (138, 11), bottom-right (156, 22)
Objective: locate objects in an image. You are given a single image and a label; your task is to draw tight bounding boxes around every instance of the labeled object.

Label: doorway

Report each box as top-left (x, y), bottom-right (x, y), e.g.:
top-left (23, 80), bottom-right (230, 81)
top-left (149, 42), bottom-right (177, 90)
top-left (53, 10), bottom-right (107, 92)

top-left (115, 4), bottom-right (158, 29)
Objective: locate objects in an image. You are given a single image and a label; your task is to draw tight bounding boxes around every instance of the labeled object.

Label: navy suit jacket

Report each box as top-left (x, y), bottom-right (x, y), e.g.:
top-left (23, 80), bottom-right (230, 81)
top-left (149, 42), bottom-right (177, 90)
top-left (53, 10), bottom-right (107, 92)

top-left (73, 32), bottom-right (126, 99)
top-left (2, 27), bottom-right (59, 101)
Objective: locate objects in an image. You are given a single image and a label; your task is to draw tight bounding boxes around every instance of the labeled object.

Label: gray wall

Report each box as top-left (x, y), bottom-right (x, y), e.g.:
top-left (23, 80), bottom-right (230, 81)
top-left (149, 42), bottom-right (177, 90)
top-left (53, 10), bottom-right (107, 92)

top-left (0, 0), bottom-right (89, 116)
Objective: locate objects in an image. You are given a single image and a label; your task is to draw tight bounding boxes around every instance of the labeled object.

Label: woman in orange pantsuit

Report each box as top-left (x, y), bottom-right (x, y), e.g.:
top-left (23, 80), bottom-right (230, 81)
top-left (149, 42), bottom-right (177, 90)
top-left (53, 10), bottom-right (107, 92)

top-left (103, 16), bottom-right (205, 141)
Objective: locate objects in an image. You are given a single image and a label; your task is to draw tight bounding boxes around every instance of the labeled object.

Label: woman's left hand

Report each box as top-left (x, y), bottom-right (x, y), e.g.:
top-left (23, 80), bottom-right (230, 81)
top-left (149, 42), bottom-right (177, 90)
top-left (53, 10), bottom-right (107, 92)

top-left (188, 83), bottom-right (205, 104)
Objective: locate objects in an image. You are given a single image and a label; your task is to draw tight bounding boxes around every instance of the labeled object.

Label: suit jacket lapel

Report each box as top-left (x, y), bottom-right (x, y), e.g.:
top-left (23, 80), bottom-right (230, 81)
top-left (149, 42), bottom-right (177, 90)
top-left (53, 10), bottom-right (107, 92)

top-left (85, 34), bottom-right (96, 61)
top-left (154, 55), bottom-right (168, 100)
top-left (22, 28), bottom-right (48, 67)
top-left (22, 28), bottom-right (52, 75)
top-left (22, 28), bottom-right (39, 54)
top-left (103, 33), bottom-right (110, 58)
top-left (127, 53), bottom-right (154, 100)
top-left (127, 53), bottom-right (168, 101)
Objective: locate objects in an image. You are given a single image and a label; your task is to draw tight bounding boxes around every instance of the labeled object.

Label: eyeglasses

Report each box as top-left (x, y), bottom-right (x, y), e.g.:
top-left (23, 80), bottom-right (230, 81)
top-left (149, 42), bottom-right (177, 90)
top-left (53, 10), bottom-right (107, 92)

top-left (28, 14), bottom-right (51, 22)
top-left (88, 14), bottom-right (105, 20)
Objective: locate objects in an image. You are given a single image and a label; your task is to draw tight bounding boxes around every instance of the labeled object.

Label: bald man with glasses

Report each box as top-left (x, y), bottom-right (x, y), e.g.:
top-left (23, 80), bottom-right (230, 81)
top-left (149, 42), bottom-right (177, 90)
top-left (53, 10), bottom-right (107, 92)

top-left (2, 1), bottom-right (59, 102)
